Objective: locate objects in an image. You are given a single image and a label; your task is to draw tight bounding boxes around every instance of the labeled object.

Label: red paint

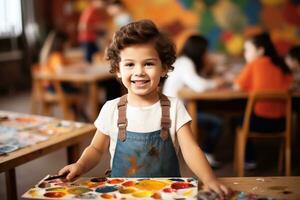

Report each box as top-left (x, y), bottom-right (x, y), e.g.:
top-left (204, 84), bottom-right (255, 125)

top-left (44, 192), bottom-right (65, 198)
top-left (122, 181), bottom-right (135, 187)
top-left (163, 188), bottom-right (174, 193)
top-left (108, 178), bottom-right (124, 184)
top-left (171, 182), bottom-right (193, 190)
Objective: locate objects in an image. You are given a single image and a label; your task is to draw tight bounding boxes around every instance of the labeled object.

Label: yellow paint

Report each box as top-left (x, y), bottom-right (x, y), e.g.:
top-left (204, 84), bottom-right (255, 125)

top-left (45, 187), bottom-right (66, 193)
top-left (119, 187), bottom-right (136, 194)
top-left (132, 190), bottom-right (153, 197)
top-left (183, 189), bottom-right (193, 196)
top-left (135, 180), bottom-right (170, 191)
top-left (28, 189), bottom-right (38, 197)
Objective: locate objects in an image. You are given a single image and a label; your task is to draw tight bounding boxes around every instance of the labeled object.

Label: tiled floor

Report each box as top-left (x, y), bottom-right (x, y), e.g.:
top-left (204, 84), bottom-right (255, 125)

top-left (0, 91), bottom-right (299, 199)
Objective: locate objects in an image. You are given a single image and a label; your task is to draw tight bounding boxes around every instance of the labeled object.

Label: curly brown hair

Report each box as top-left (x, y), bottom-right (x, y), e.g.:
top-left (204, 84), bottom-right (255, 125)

top-left (106, 19), bottom-right (176, 74)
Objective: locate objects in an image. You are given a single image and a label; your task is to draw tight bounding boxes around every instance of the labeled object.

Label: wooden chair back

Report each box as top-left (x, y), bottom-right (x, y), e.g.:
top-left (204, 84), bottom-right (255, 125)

top-left (234, 90), bottom-right (292, 176)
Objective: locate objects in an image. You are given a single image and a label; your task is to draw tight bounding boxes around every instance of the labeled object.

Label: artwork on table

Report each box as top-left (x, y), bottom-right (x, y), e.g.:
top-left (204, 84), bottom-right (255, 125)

top-left (23, 176), bottom-right (198, 199)
top-left (23, 175), bottom-right (276, 200)
top-left (0, 111), bottom-right (84, 155)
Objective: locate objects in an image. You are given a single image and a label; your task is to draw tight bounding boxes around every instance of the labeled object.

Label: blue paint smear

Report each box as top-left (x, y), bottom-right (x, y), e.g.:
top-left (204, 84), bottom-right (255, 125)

top-left (95, 186), bottom-right (118, 193)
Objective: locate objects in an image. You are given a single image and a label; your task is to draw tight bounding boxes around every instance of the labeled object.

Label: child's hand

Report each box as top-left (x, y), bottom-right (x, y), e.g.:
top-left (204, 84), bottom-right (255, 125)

top-left (58, 162), bottom-right (84, 181)
top-left (202, 179), bottom-right (230, 199)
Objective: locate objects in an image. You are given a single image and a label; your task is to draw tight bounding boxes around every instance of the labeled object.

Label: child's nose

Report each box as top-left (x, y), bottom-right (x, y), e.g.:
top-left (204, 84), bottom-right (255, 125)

top-left (134, 65), bottom-right (145, 75)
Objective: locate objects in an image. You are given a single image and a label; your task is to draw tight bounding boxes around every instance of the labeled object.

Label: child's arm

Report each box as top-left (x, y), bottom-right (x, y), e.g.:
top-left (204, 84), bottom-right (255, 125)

top-left (59, 130), bottom-right (110, 180)
top-left (177, 122), bottom-right (229, 196)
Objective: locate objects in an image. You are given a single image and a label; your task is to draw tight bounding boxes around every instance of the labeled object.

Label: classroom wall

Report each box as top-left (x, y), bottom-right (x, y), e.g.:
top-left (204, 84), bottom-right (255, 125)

top-left (122, 0), bottom-right (300, 56)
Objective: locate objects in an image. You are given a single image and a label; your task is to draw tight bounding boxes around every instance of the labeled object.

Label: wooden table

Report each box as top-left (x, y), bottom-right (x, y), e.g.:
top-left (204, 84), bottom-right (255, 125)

top-left (34, 64), bottom-right (114, 120)
top-left (220, 176), bottom-right (300, 199)
top-left (0, 112), bottom-right (96, 200)
top-left (178, 88), bottom-right (300, 140)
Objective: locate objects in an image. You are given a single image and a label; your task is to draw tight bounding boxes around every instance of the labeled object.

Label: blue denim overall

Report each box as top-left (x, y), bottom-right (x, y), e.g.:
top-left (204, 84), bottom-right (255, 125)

top-left (111, 94), bottom-right (180, 177)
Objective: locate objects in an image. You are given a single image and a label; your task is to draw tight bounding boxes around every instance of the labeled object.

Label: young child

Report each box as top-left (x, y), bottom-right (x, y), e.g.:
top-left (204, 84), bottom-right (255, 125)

top-left (234, 32), bottom-right (292, 168)
top-left (163, 35), bottom-right (224, 168)
top-left (59, 20), bottom-right (229, 196)
top-left (107, 0), bottom-right (132, 29)
top-left (285, 45), bottom-right (300, 87)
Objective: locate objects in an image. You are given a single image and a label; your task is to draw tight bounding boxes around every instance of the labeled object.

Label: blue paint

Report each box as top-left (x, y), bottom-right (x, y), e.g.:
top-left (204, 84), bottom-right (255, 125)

top-left (95, 186), bottom-right (118, 193)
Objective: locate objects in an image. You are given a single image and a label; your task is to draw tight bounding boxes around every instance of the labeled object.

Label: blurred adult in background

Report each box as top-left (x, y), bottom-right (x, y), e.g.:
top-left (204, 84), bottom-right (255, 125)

top-left (107, 0), bottom-right (132, 30)
top-left (163, 35), bottom-right (225, 168)
top-left (285, 46), bottom-right (300, 88)
top-left (78, 0), bottom-right (110, 62)
top-left (234, 32), bottom-right (292, 169)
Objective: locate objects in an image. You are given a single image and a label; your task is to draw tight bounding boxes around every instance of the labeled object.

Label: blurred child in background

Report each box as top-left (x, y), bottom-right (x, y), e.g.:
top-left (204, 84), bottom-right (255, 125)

top-left (163, 35), bottom-right (225, 168)
top-left (285, 45), bottom-right (300, 88)
top-left (107, 0), bottom-right (132, 30)
top-left (40, 31), bottom-right (88, 120)
top-left (78, 0), bottom-right (110, 62)
top-left (234, 32), bottom-right (292, 169)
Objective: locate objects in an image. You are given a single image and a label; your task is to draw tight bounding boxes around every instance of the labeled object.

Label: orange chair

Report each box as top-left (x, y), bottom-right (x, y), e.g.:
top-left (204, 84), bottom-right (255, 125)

top-left (31, 64), bottom-right (81, 120)
top-left (234, 91), bottom-right (292, 176)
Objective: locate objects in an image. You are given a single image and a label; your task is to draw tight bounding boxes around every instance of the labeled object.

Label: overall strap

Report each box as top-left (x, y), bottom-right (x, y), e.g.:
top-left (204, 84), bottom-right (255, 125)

top-left (117, 95), bottom-right (128, 141)
top-left (159, 93), bottom-right (171, 140)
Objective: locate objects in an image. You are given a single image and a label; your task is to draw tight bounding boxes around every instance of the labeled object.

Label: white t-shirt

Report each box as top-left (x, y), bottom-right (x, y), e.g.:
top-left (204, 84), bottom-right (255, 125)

top-left (163, 56), bottom-right (217, 97)
top-left (94, 96), bottom-right (192, 167)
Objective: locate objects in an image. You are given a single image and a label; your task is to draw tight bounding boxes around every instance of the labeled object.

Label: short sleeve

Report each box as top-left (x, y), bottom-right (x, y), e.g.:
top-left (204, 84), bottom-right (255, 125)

top-left (94, 101), bottom-right (112, 136)
top-left (174, 99), bottom-right (192, 132)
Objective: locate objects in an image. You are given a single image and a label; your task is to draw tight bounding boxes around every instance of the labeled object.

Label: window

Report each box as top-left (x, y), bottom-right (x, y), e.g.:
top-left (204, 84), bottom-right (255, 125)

top-left (0, 0), bottom-right (22, 38)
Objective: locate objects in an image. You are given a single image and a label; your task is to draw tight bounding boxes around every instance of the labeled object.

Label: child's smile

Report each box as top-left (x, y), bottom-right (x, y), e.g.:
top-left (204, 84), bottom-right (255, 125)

top-left (118, 43), bottom-right (166, 104)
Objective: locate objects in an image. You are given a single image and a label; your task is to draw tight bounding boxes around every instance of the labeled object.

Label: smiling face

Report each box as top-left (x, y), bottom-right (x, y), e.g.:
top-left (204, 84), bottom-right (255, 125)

top-left (117, 43), bottom-right (166, 103)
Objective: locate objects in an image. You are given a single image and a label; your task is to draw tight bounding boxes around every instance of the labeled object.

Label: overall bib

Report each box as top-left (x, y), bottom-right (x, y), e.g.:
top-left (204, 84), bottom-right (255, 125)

top-left (111, 94), bottom-right (180, 177)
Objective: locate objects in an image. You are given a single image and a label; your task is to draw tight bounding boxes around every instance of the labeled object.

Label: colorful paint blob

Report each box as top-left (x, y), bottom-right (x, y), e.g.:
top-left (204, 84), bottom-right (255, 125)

top-left (163, 188), bottom-right (175, 193)
top-left (171, 182), bottom-right (194, 190)
top-left (38, 182), bottom-right (50, 188)
top-left (74, 193), bottom-right (98, 199)
top-left (28, 189), bottom-right (39, 197)
top-left (119, 187), bottom-right (136, 194)
top-left (100, 193), bottom-right (114, 199)
top-left (67, 187), bottom-right (91, 195)
top-left (107, 178), bottom-right (124, 184)
top-left (90, 177), bottom-right (107, 182)
top-left (81, 181), bottom-right (101, 188)
top-left (151, 192), bottom-right (162, 199)
top-left (169, 178), bottom-right (185, 182)
top-left (45, 187), bottom-right (66, 192)
top-left (95, 186), bottom-right (119, 193)
top-left (43, 192), bottom-right (66, 198)
top-left (122, 180), bottom-right (135, 187)
top-left (135, 180), bottom-right (169, 191)
top-left (132, 190), bottom-right (153, 198)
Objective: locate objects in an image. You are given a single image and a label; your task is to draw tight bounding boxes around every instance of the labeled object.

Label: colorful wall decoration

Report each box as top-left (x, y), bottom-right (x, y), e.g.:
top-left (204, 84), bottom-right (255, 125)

top-left (122, 0), bottom-right (300, 56)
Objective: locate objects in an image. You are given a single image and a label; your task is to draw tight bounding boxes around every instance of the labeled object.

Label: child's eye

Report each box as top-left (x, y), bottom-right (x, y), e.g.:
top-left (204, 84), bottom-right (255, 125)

top-left (145, 62), bottom-right (154, 67)
top-left (125, 63), bottom-right (134, 67)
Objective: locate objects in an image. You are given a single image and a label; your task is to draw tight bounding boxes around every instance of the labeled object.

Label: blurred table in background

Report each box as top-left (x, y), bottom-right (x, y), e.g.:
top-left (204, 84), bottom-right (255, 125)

top-left (220, 176), bottom-right (300, 200)
top-left (33, 63), bottom-right (114, 120)
top-left (178, 88), bottom-right (300, 139)
top-left (0, 111), bottom-right (96, 200)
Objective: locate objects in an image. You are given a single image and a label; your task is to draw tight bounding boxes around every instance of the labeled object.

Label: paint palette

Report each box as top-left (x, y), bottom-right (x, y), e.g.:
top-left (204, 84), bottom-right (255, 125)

top-left (23, 176), bottom-right (198, 199)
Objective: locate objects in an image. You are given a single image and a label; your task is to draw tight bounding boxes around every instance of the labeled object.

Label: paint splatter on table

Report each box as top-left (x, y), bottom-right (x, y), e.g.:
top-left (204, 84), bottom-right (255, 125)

top-left (0, 111), bottom-right (84, 155)
top-left (22, 175), bottom-right (277, 199)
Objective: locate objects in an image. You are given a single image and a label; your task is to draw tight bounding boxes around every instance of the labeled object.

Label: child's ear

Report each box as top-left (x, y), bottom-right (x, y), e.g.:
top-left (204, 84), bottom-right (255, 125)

top-left (161, 65), bottom-right (168, 78)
